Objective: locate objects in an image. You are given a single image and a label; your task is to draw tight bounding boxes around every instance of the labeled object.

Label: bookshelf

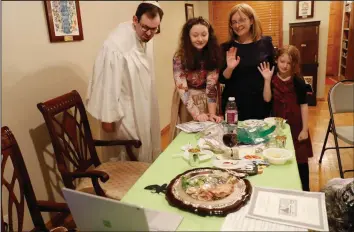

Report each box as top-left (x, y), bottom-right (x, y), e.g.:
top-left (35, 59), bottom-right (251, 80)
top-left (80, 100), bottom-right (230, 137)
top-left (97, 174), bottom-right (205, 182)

top-left (340, 1), bottom-right (354, 80)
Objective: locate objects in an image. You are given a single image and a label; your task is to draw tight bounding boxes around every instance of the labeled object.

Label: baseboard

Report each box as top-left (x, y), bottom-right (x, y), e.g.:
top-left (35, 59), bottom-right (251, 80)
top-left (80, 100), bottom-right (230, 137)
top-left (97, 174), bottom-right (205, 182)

top-left (161, 124), bottom-right (170, 136)
top-left (317, 97), bottom-right (325, 101)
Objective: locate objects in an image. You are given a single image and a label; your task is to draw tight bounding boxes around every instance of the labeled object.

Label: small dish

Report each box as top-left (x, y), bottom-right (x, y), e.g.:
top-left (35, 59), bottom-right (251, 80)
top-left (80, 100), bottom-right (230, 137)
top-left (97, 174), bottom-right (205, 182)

top-left (183, 149), bottom-right (213, 162)
top-left (181, 143), bottom-right (193, 151)
top-left (263, 148), bottom-right (293, 165)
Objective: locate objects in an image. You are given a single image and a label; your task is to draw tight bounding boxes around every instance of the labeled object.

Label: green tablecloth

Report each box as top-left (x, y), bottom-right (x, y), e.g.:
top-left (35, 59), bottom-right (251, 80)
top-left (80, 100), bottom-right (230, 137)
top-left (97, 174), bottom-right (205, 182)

top-left (121, 124), bottom-right (302, 231)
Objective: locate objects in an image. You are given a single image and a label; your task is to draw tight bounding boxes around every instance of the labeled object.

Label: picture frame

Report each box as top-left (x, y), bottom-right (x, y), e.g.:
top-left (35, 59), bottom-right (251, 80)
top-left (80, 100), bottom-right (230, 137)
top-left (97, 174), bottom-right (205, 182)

top-left (296, 1), bottom-right (314, 19)
top-left (185, 3), bottom-right (194, 21)
top-left (44, 1), bottom-right (84, 42)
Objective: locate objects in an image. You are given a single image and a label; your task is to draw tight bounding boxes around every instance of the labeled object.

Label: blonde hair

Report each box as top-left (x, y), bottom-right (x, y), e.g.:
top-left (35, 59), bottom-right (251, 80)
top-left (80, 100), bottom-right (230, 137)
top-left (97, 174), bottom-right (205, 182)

top-left (228, 3), bottom-right (263, 42)
top-left (276, 45), bottom-right (301, 76)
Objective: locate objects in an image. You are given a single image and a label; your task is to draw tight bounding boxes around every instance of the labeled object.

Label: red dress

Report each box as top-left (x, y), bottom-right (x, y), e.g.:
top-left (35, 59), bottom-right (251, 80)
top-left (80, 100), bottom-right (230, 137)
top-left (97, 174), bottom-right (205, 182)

top-left (272, 75), bottom-right (313, 163)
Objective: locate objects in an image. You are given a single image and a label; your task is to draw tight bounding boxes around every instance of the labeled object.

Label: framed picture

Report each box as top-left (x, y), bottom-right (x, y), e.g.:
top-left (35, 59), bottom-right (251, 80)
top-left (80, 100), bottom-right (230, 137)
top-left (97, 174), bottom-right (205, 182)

top-left (296, 1), bottom-right (314, 19)
top-left (44, 1), bottom-right (84, 42)
top-left (185, 3), bottom-right (194, 21)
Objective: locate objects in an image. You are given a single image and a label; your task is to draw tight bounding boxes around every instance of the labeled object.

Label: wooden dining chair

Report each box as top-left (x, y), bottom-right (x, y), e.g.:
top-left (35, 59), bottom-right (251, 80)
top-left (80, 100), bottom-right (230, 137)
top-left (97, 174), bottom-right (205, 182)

top-left (37, 90), bottom-right (150, 200)
top-left (1, 126), bottom-right (71, 232)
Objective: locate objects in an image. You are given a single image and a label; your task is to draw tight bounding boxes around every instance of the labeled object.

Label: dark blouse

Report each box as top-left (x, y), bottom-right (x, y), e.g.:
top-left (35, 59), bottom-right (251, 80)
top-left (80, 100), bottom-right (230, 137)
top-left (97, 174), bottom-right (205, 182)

top-left (291, 75), bottom-right (309, 105)
top-left (219, 36), bottom-right (275, 121)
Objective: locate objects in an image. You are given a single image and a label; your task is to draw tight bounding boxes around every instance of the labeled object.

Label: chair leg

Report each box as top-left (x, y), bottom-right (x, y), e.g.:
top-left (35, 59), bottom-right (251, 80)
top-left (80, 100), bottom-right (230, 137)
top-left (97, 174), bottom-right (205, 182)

top-left (319, 119), bottom-right (331, 163)
top-left (332, 128), bottom-right (345, 178)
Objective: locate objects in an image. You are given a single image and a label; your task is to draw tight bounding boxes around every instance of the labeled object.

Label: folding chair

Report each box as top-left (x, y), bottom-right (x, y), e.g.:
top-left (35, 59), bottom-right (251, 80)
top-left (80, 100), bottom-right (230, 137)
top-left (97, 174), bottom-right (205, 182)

top-left (319, 80), bottom-right (354, 178)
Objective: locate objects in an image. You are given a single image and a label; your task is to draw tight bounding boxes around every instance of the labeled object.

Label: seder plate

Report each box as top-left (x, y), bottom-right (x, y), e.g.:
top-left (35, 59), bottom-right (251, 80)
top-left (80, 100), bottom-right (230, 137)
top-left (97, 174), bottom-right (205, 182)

top-left (165, 168), bottom-right (252, 216)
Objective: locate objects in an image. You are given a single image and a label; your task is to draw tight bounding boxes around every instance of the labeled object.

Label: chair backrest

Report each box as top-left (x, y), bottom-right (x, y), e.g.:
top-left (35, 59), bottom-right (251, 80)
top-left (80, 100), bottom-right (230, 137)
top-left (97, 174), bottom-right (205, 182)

top-left (217, 82), bottom-right (225, 116)
top-left (329, 80), bottom-right (354, 114)
top-left (1, 126), bottom-right (47, 232)
top-left (37, 90), bottom-right (101, 190)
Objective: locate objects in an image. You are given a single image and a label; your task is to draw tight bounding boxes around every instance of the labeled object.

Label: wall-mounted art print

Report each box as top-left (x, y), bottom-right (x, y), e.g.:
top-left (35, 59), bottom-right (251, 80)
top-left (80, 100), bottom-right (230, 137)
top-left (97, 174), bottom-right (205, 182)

top-left (296, 1), bottom-right (314, 19)
top-left (44, 1), bottom-right (84, 42)
top-left (185, 3), bottom-right (194, 21)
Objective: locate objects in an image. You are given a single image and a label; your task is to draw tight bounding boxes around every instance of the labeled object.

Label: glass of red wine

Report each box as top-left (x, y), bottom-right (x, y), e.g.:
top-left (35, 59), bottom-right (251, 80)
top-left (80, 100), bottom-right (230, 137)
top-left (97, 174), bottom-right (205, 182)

top-left (222, 133), bottom-right (237, 158)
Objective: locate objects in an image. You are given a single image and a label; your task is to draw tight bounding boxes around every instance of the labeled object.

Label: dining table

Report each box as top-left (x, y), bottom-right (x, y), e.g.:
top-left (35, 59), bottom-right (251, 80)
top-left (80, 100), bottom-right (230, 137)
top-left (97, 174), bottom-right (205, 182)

top-left (121, 123), bottom-right (302, 231)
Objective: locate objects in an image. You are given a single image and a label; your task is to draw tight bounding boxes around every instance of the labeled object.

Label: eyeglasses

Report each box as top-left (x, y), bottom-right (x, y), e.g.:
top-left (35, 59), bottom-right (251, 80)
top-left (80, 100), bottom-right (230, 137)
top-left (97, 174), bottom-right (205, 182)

top-left (139, 22), bottom-right (159, 33)
top-left (230, 17), bottom-right (249, 26)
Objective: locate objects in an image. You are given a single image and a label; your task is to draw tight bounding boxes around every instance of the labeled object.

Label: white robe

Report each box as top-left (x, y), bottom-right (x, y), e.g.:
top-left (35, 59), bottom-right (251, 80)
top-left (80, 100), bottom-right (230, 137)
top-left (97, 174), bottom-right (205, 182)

top-left (86, 21), bottom-right (161, 163)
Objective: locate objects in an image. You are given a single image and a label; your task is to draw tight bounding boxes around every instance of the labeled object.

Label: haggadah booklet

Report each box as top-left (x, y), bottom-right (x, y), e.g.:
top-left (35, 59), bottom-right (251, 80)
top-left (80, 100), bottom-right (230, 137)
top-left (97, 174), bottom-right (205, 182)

top-left (246, 187), bottom-right (329, 231)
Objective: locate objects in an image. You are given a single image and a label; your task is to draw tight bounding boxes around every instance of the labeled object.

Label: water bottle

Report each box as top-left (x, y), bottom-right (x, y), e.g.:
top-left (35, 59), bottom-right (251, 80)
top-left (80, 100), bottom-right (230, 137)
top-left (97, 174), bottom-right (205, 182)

top-left (225, 97), bottom-right (238, 125)
top-left (223, 97), bottom-right (238, 148)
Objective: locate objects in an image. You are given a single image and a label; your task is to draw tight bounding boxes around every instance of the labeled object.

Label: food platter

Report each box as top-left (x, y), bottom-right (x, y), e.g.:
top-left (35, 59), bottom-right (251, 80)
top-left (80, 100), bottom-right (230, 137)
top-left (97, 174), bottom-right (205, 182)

top-left (165, 168), bottom-right (252, 216)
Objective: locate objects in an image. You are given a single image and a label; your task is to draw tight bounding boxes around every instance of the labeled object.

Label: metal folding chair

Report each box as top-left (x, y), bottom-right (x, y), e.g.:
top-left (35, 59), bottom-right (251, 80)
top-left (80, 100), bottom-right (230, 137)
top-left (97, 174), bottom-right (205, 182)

top-left (319, 80), bottom-right (354, 178)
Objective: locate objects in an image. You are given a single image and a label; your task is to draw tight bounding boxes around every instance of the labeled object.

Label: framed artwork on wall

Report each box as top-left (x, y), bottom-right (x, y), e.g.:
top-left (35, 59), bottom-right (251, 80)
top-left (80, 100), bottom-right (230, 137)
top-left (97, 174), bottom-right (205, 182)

top-left (296, 1), bottom-right (314, 19)
top-left (185, 3), bottom-right (194, 21)
top-left (44, 1), bottom-right (84, 42)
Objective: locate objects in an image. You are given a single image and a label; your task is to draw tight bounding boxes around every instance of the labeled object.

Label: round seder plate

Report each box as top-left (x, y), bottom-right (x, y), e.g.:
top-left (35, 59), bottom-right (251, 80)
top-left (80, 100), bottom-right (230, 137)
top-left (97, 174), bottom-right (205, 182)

top-left (165, 168), bottom-right (252, 217)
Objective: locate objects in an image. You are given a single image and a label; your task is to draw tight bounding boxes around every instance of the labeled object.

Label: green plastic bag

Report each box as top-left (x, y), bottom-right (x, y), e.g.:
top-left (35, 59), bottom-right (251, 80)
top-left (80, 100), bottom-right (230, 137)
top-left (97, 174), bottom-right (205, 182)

top-left (237, 125), bottom-right (276, 145)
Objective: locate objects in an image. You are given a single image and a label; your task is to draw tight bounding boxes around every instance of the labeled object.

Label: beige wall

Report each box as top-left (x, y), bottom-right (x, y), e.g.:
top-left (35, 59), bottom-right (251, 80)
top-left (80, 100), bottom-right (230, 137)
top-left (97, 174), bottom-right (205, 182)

top-left (1, 1), bottom-right (208, 230)
top-left (283, 1), bottom-right (331, 99)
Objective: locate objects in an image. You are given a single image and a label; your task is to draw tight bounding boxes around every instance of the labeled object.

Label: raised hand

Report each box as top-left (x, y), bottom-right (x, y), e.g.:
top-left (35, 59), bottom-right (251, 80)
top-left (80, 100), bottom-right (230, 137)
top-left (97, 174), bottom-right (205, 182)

top-left (226, 47), bottom-right (241, 69)
top-left (257, 62), bottom-right (274, 82)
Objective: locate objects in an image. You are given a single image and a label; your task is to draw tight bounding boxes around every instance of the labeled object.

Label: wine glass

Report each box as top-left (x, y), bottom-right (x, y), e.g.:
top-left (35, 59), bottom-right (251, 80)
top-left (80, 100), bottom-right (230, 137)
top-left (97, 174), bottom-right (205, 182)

top-left (222, 124), bottom-right (237, 159)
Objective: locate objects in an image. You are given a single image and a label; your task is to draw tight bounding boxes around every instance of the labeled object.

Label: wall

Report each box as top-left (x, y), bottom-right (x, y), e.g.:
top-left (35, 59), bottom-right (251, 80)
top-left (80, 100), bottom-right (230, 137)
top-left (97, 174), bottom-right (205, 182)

top-left (1, 1), bottom-right (208, 230)
top-left (283, 1), bottom-right (331, 99)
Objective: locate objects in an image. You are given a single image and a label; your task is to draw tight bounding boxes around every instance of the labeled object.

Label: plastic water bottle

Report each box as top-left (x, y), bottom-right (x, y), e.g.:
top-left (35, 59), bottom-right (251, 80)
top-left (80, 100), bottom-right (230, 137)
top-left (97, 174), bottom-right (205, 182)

top-left (225, 97), bottom-right (238, 125)
top-left (223, 97), bottom-right (238, 148)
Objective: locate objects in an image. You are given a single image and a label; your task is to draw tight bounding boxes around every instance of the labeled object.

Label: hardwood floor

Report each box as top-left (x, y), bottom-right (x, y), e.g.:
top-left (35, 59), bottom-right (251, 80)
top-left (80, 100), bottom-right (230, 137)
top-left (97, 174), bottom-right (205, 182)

top-left (161, 83), bottom-right (354, 192)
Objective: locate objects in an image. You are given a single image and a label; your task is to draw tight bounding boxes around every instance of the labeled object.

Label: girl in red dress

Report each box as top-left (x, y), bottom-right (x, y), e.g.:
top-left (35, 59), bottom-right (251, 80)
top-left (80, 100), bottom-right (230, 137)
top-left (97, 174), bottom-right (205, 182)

top-left (258, 45), bottom-right (313, 191)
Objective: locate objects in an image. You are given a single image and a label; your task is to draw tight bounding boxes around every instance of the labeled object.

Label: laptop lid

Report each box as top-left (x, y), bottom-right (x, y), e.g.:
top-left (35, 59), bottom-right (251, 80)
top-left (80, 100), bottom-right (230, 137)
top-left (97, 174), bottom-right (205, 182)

top-left (62, 188), bottom-right (150, 231)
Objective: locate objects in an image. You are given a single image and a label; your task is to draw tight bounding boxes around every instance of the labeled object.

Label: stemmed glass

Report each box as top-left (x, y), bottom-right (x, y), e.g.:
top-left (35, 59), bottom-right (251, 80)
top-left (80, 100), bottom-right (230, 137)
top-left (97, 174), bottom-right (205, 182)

top-left (222, 124), bottom-right (237, 159)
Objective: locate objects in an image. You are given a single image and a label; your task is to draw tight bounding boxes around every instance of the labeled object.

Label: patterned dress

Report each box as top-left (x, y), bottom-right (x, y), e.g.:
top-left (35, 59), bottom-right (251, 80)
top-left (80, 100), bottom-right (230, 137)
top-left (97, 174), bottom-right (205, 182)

top-left (169, 55), bottom-right (219, 141)
top-left (172, 55), bottom-right (218, 119)
top-left (271, 74), bottom-right (313, 164)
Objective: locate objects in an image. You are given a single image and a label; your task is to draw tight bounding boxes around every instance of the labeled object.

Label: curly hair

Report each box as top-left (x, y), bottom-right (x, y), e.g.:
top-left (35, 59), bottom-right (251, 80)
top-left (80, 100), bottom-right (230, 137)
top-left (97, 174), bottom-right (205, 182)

top-left (175, 17), bottom-right (222, 71)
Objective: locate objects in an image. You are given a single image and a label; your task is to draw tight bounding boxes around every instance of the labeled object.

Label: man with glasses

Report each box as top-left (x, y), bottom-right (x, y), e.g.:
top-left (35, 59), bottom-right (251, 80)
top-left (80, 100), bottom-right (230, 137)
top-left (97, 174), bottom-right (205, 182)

top-left (86, 1), bottom-right (163, 163)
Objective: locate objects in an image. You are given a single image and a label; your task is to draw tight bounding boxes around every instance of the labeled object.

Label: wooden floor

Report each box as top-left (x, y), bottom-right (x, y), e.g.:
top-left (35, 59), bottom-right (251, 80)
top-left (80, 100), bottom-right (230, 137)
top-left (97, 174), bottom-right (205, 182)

top-left (161, 82), bottom-right (354, 192)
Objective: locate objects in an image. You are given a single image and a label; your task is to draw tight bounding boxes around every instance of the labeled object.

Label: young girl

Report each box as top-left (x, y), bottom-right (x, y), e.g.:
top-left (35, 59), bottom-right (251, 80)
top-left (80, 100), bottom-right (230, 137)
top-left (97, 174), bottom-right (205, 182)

top-left (258, 45), bottom-right (313, 191)
top-left (169, 17), bottom-right (223, 141)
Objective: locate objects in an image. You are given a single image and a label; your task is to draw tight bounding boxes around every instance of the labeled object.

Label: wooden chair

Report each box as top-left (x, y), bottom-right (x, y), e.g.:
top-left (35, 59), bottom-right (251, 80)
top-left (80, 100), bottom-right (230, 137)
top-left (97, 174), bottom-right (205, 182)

top-left (1, 126), bottom-right (71, 232)
top-left (37, 90), bottom-right (150, 200)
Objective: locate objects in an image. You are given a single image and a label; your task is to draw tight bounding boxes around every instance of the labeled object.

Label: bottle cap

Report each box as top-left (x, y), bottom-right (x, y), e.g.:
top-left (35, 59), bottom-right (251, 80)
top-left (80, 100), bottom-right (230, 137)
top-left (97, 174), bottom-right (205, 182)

top-left (228, 97), bottom-right (235, 101)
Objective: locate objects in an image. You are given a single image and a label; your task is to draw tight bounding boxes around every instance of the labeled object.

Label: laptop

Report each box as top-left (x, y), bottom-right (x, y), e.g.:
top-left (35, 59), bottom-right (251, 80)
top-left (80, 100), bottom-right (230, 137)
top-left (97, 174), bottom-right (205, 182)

top-left (62, 188), bottom-right (183, 231)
